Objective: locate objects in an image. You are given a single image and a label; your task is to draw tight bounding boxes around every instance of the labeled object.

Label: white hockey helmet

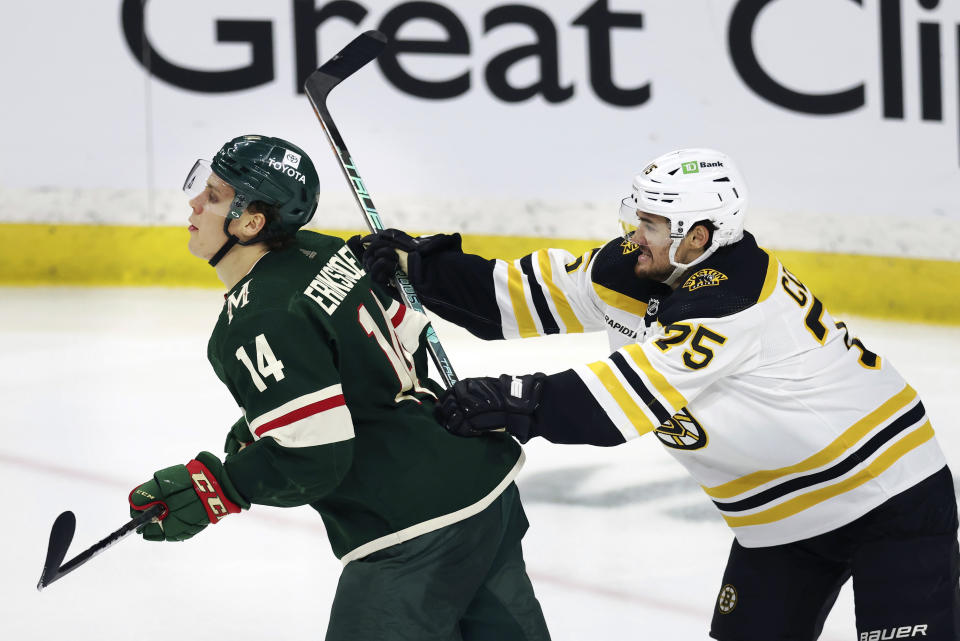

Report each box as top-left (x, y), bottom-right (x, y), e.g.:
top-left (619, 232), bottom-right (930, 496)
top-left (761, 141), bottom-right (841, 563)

top-left (619, 148), bottom-right (748, 285)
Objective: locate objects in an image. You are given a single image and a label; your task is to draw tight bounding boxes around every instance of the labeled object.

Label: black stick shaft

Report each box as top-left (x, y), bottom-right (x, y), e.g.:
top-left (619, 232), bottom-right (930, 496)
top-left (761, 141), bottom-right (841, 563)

top-left (38, 504), bottom-right (163, 590)
top-left (304, 32), bottom-right (459, 386)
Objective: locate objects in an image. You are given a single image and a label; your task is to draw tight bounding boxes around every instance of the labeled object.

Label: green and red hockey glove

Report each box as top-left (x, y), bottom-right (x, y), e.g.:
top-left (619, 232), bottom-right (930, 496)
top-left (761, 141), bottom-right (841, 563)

top-left (129, 451), bottom-right (250, 542)
top-left (436, 374), bottom-right (545, 443)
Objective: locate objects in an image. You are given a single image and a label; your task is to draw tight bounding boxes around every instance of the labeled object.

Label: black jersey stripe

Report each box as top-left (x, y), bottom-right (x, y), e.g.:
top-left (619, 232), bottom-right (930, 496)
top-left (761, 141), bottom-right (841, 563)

top-left (609, 351), bottom-right (672, 424)
top-left (713, 401), bottom-right (927, 513)
top-left (519, 254), bottom-right (560, 335)
top-left (564, 255), bottom-right (584, 273)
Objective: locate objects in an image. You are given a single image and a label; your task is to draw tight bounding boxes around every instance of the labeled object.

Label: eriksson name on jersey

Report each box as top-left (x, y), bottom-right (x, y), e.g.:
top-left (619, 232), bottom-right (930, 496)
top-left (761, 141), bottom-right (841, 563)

top-left (303, 245), bottom-right (365, 314)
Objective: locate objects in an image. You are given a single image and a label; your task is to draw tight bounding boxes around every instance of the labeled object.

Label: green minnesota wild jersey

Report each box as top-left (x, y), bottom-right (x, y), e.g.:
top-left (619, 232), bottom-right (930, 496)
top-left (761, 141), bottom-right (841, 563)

top-left (208, 231), bottom-right (523, 562)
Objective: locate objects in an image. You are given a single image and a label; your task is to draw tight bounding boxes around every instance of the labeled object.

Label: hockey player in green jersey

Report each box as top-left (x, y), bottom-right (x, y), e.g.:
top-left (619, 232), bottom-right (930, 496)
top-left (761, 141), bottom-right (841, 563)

top-left (353, 149), bottom-right (960, 641)
top-left (127, 135), bottom-right (551, 641)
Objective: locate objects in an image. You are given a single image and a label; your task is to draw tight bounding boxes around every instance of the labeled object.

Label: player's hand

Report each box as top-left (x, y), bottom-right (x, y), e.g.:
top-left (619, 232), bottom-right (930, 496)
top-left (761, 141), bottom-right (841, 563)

top-left (435, 374), bottom-right (545, 443)
top-left (347, 229), bottom-right (461, 285)
top-left (129, 452), bottom-right (249, 542)
top-left (224, 417), bottom-right (254, 455)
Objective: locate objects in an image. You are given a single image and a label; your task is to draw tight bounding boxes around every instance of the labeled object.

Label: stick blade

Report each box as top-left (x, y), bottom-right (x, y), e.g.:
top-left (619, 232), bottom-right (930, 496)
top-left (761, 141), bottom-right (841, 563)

top-left (304, 30), bottom-right (387, 105)
top-left (37, 511), bottom-right (76, 591)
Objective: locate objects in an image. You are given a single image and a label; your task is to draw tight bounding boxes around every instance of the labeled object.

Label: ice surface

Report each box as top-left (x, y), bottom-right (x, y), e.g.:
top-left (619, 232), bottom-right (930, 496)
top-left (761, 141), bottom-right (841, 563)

top-left (1, 287), bottom-right (957, 640)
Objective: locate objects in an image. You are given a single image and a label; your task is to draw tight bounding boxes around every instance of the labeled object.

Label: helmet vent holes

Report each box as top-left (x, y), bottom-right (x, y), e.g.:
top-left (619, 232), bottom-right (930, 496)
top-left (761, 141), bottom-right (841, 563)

top-left (732, 188), bottom-right (740, 198)
top-left (667, 168), bottom-right (679, 176)
top-left (713, 177), bottom-right (730, 183)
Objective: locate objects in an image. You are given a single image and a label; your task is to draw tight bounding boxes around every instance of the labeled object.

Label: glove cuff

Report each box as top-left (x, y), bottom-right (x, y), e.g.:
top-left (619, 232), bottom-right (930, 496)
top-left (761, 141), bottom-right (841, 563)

top-left (188, 452), bottom-right (250, 523)
top-left (128, 487), bottom-right (169, 520)
top-left (498, 373), bottom-right (546, 443)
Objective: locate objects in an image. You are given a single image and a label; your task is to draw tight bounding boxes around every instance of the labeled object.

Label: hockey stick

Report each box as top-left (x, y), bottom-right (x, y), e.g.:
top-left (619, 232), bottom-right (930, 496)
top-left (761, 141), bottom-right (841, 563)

top-left (37, 504), bottom-right (163, 591)
top-left (304, 30), bottom-right (459, 387)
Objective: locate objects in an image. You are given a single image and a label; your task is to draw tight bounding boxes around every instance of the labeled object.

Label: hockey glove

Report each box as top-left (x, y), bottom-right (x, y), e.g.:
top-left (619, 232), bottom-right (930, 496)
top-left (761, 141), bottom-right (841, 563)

top-left (129, 451), bottom-right (250, 542)
top-left (224, 416), bottom-right (254, 455)
top-left (347, 229), bottom-right (462, 286)
top-left (436, 374), bottom-right (545, 443)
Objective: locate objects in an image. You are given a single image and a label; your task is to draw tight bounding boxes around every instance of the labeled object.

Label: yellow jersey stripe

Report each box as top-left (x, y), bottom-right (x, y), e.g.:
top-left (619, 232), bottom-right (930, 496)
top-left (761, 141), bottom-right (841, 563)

top-left (622, 343), bottom-right (688, 411)
top-left (586, 361), bottom-right (657, 436)
top-left (722, 421), bottom-right (934, 528)
top-left (704, 384), bottom-right (918, 499)
top-left (592, 282), bottom-right (648, 316)
top-left (582, 248), bottom-right (597, 271)
top-left (537, 250), bottom-right (584, 334)
top-left (506, 261), bottom-right (539, 338)
top-left (758, 252), bottom-right (780, 302)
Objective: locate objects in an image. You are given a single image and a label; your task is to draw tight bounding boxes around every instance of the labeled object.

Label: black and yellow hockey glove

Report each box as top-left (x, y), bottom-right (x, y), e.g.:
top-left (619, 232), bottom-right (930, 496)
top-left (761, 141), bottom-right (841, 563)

top-left (347, 229), bottom-right (462, 286)
top-left (436, 374), bottom-right (545, 443)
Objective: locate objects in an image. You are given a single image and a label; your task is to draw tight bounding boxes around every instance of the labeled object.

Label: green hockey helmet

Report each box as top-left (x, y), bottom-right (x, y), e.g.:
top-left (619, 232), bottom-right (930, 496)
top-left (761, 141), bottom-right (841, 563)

top-left (184, 134), bottom-right (320, 234)
top-left (183, 135), bottom-right (320, 266)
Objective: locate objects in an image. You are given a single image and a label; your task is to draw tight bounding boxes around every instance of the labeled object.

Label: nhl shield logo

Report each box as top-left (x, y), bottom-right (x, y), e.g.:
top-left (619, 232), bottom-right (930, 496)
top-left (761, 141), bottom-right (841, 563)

top-left (683, 269), bottom-right (728, 292)
top-left (646, 297), bottom-right (660, 317)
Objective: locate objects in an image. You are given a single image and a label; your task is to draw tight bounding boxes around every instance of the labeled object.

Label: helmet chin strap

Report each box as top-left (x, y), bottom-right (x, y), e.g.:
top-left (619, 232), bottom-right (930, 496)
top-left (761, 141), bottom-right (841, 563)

top-left (208, 217), bottom-right (241, 267)
top-left (208, 215), bottom-right (281, 267)
top-left (662, 238), bottom-right (719, 287)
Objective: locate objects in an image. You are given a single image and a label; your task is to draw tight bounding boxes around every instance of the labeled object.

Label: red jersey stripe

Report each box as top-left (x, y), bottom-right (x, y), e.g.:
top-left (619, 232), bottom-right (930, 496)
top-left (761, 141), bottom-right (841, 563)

top-left (254, 394), bottom-right (346, 437)
top-left (391, 304), bottom-right (406, 328)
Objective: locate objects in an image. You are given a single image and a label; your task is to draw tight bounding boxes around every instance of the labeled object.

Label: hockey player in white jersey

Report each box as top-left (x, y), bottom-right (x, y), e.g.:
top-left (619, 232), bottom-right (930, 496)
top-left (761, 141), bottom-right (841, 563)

top-left (351, 149), bottom-right (960, 640)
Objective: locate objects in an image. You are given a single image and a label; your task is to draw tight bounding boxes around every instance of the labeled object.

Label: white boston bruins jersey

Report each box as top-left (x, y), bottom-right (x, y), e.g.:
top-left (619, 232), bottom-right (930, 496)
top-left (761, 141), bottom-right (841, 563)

top-left (532, 232), bottom-right (946, 547)
top-left (404, 231), bottom-right (946, 547)
top-left (486, 237), bottom-right (670, 349)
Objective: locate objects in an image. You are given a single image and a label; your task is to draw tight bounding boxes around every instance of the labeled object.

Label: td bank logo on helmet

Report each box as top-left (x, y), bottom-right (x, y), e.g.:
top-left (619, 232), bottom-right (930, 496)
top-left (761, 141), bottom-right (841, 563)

top-left (682, 160), bottom-right (724, 174)
top-left (268, 158), bottom-right (308, 184)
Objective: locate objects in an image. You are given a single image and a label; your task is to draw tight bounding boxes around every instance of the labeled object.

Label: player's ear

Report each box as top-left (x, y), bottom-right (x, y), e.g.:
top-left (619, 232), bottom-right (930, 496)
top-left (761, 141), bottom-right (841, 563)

top-left (689, 222), bottom-right (712, 250)
top-left (237, 210), bottom-right (266, 241)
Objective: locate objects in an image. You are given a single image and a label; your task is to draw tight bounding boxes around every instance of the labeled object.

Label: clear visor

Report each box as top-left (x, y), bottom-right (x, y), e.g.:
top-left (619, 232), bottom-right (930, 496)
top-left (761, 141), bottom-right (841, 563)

top-left (183, 159), bottom-right (213, 198)
top-left (183, 159), bottom-right (244, 218)
top-left (618, 198), bottom-right (671, 247)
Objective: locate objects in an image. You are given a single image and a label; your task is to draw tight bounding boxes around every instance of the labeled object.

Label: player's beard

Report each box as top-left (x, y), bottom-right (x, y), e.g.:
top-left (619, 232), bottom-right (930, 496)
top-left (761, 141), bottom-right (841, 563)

top-left (632, 244), bottom-right (674, 282)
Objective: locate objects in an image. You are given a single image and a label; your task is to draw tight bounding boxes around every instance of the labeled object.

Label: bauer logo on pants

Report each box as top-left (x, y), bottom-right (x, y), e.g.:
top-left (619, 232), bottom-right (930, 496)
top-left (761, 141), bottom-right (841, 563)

top-left (860, 625), bottom-right (929, 641)
top-left (717, 584), bottom-right (737, 614)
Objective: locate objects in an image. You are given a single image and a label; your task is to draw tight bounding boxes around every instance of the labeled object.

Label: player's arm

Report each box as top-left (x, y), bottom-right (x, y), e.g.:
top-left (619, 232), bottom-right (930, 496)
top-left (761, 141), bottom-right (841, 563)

top-left (217, 310), bottom-right (354, 508)
top-left (370, 286), bottom-right (444, 398)
top-left (224, 415), bottom-right (253, 454)
top-left (350, 229), bottom-right (606, 340)
top-left (129, 311), bottom-right (354, 541)
top-left (436, 312), bottom-right (759, 445)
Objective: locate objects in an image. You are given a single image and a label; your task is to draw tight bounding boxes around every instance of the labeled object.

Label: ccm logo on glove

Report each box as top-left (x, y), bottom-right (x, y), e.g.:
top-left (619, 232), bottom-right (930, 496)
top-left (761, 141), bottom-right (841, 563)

top-left (186, 460), bottom-right (241, 523)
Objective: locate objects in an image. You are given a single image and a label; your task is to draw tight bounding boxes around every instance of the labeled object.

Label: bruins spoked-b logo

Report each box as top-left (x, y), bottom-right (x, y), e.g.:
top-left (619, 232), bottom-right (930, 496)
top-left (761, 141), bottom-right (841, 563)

top-left (683, 268), bottom-right (728, 292)
top-left (717, 584), bottom-right (738, 615)
top-left (653, 407), bottom-right (707, 450)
